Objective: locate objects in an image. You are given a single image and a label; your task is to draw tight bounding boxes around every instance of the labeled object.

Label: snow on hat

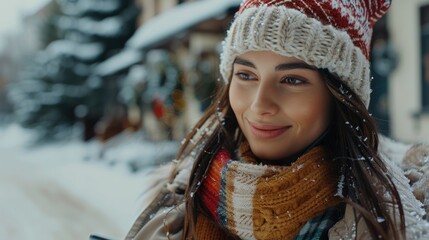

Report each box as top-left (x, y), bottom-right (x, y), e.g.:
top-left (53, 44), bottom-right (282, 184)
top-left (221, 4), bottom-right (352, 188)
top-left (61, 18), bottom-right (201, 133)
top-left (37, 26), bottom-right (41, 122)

top-left (219, 0), bottom-right (391, 107)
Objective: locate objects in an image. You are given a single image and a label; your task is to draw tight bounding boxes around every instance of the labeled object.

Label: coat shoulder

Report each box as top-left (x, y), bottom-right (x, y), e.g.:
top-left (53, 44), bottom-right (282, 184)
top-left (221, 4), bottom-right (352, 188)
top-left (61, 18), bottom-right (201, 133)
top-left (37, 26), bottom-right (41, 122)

top-left (329, 135), bottom-right (429, 239)
top-left (124, 156), bottom-right (196, 240)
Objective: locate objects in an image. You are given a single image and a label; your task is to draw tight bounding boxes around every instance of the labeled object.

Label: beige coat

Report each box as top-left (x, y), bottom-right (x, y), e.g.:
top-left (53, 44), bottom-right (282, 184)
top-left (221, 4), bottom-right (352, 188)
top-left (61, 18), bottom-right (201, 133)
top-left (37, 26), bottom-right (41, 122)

top-left (125, 138), bottom-right (429, 240)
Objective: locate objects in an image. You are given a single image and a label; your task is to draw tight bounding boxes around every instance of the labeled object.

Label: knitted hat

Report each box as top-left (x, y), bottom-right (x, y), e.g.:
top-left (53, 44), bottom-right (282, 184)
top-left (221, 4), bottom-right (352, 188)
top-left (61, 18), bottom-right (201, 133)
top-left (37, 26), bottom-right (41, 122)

top-left (220, 0), bottom-right (391, 107)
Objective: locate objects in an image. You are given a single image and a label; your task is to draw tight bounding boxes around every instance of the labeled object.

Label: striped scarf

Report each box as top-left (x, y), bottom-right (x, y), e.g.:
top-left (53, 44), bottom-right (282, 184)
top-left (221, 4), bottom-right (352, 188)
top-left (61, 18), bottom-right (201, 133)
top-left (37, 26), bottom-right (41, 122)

top-left (196, 144), bottom-right (342, 239)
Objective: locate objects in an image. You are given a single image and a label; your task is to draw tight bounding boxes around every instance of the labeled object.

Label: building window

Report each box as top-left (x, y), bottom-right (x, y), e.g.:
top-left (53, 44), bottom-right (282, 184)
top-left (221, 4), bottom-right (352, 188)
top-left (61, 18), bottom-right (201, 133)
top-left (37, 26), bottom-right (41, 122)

top-left (369, 15), bottom-right (397, 136)
top-left (154, 0), bottom-right (160, 15)
top-left (421, 5), bottom-right (429, 111)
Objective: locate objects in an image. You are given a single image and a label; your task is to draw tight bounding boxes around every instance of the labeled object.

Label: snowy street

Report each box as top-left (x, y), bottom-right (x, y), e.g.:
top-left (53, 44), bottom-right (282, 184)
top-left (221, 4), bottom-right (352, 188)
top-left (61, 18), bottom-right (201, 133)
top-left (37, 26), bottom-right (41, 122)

top-left (0, 124), bottom-right (179, 240)
top-left (0, 157), bottom-right (121, 240)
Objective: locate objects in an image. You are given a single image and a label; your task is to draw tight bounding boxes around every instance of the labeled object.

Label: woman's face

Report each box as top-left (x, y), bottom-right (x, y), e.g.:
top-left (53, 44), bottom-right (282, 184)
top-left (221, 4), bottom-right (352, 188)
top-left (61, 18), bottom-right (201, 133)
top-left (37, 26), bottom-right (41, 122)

top-left (229, 51), bottom-right (332, 162)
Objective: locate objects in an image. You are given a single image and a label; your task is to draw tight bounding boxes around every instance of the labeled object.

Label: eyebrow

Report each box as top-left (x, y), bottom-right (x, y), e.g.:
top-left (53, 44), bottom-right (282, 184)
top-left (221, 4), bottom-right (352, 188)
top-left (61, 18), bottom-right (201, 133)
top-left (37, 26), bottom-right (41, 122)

top-left (233, 57), bottom-right (318, 71)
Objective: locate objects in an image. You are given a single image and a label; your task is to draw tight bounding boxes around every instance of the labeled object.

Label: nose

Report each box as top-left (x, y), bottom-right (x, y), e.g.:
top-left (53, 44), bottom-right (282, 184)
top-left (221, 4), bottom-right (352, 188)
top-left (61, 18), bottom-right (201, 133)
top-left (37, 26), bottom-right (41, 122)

top-left (250, 81), bottom-right (279, 115)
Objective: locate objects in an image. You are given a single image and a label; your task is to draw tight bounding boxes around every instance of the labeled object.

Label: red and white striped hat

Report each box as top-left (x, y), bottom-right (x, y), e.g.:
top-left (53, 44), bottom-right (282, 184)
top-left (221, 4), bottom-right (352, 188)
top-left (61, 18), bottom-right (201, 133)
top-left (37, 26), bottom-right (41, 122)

top-left (219, 0), bottom-right (391, 107)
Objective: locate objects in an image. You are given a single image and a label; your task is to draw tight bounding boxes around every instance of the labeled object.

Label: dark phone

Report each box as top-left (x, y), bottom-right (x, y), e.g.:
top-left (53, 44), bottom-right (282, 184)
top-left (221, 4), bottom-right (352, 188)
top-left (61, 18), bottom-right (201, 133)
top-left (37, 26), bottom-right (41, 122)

top-left (89, 234), bottom-right (114, 240)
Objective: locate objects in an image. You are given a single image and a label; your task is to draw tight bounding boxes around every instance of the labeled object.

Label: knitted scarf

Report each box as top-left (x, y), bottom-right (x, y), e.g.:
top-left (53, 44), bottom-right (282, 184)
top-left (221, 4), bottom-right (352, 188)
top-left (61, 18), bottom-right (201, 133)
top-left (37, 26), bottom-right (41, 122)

top-left (196, 144), bottom-right (342, 240)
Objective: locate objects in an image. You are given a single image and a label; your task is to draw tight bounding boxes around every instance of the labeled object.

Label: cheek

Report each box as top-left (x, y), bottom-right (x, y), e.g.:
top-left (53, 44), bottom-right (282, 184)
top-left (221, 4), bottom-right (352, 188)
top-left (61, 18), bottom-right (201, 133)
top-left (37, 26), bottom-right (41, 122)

top-left (316, 91), bottom-right (333, 125)
top-left (301, 93), bottom-right (332, 130)
top-left (286, 90), bottom-right (331, 131)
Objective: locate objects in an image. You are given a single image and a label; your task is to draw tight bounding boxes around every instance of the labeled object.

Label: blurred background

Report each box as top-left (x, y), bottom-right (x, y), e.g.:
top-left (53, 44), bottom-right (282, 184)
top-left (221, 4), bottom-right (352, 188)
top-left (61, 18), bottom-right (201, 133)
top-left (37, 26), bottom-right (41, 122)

top-left (0, 0), bottom-right (428, 239)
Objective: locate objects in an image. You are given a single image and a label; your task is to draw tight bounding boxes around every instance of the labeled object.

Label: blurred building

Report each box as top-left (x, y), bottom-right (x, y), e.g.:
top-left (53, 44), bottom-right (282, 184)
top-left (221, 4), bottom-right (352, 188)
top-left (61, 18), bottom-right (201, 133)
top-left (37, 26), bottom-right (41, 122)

top-left (136, 0), bottom-right (183, 22)
top-left (95, 0), bottom-right (239, 141)
top-left (388, 0), bottom-right (429, 142)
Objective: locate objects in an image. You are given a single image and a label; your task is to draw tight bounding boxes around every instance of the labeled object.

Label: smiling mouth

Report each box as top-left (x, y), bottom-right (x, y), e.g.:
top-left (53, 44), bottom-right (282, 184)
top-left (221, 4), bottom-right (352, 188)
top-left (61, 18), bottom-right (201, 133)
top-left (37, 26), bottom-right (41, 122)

top-left (248, 121), bottom-right (291, 139)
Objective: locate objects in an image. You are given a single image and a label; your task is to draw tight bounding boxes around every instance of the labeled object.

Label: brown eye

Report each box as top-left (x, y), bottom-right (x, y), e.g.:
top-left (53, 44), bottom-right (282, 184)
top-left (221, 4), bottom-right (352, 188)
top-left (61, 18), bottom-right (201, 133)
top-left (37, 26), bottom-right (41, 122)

top-left (281, 77), bottom-right (307, 85)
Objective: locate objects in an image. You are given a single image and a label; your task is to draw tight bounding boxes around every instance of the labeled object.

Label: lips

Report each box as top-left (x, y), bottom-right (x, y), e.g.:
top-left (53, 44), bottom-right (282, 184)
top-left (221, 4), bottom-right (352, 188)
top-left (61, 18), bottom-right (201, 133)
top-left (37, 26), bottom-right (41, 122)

top-left (248, 121), bottom-right (290, 139)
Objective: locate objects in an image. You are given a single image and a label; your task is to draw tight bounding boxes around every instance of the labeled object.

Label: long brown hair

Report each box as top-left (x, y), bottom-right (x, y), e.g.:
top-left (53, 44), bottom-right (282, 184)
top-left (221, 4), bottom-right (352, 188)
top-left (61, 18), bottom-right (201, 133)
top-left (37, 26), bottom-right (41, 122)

top-left (169, 69), bottom-right (406, 239)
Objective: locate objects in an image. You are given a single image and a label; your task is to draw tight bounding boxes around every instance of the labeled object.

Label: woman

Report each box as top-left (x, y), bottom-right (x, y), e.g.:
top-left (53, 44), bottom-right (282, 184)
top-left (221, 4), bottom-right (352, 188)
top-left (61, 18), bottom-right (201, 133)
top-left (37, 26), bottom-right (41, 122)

top-left (124, 0), bottom-right (429, 239)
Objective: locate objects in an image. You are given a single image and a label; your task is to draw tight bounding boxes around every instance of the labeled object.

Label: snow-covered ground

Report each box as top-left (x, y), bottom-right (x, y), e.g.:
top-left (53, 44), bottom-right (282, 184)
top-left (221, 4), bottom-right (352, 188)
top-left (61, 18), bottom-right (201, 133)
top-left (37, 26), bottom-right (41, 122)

top-left (0, 124), bottom-right (179, 240)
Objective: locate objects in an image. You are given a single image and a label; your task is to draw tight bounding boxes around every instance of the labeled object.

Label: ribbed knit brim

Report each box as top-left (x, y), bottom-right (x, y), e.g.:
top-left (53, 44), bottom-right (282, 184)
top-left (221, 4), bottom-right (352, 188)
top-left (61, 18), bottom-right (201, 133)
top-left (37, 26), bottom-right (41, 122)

top-left (219, 5), bottom-right (371, 107)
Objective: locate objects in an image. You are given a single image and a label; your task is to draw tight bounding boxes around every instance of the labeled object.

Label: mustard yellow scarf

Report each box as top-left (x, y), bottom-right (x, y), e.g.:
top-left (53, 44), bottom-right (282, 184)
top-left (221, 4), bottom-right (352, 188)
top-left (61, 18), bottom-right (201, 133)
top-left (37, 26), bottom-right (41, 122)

top-left (196, 144), bottom-right (342, 239)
